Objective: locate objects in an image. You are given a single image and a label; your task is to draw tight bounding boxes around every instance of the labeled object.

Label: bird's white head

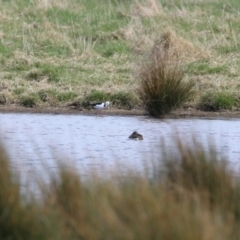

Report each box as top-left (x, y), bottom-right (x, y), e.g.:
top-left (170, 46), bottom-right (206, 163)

top-left (104, 101), bottom-right (110, 108)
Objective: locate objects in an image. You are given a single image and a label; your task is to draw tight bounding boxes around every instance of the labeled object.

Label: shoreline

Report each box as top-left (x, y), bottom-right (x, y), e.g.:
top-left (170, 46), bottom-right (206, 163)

top-left (0, 105), bottom-right (240, 119)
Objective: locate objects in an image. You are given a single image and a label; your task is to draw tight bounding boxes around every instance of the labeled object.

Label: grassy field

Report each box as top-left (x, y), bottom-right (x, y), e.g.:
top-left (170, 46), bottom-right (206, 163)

top-left (2, 139), bottom-right (240, 239)
top-left (0, 0), bottom-right (240, 110)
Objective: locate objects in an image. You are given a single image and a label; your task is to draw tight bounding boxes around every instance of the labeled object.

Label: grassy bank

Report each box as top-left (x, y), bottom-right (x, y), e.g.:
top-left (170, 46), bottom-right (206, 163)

top-left (1, 139), bottom-right (240, 239)
top-left (0, 0), bottom-right (240, 111)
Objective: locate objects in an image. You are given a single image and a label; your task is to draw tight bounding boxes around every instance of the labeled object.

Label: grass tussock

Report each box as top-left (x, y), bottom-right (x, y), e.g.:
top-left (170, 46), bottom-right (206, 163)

top-left (138, 32), bottom-right (195, 117)
top-left (19, 95), bottom-right (37, 108)
top-left (2, 138), bottom-right (240, 239)
top-left (153, 30), bottom-right (210, 63)
top-left (111, 91), bottom-right (138, 110)
top-left (0, 94), bottom-right (7, 105)
top-left (198, 91), bottom-right (238, 111)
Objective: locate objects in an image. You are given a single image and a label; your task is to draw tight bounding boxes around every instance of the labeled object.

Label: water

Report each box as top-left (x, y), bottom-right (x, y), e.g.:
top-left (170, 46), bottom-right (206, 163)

top-left (1, 113), bottom-right (240, 182)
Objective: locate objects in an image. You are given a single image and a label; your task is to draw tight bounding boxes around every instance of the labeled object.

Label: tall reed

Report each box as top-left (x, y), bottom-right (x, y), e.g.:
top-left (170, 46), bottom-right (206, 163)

top-left (0, 144), bottom-right (61, 240)
top-left (160, 139), bottom-right (240, 238)
top-left (1, 138), bottom-right (240, 239)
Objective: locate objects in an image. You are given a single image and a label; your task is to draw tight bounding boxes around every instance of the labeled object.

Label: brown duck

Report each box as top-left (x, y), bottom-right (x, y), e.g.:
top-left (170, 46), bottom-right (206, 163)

top-left (128, 131), bottom-right (143, 140)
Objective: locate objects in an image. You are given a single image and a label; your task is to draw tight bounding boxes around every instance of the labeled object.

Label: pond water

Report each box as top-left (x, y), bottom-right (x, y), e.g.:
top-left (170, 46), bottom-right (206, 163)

top-left (1, 113), bottom-right (240, 183)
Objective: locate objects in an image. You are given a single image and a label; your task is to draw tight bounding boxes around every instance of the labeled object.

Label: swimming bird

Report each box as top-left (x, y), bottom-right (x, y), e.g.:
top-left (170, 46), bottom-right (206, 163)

top-left (91, 101), bottom-right (110, 115)
top-left (129, 131), bottom-right (143, 140)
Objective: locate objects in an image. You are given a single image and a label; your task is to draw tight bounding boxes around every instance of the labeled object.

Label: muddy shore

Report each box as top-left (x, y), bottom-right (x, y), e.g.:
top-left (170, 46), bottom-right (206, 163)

top-left (1, 105), bottom-right (240, 119)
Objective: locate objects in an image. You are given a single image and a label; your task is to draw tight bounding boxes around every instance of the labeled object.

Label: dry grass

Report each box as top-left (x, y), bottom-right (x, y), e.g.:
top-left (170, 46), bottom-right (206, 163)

top-left (131, 0), bottom-right (162, 17)
top-left (162, 139), bottom-right (235, 208)
top-left (138, 32), bottom-right (195, 116)
top-left (0, 0), bottom-right (240, 110)
top-left (2, 137), bottom-right (240, 239)
top-left (0, 144), bottom-right (61, 240)
top-left (46, 167), bottom-right (229, 240)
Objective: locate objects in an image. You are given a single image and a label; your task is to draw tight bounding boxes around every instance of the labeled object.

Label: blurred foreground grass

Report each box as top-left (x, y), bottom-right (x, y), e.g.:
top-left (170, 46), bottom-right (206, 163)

top-left (1, 139), bottom-right (240, 239)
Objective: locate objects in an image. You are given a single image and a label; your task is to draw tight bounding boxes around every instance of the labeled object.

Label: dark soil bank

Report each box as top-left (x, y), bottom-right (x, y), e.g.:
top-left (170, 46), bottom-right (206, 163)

top-left (1, 105), bottom-right (240, 119)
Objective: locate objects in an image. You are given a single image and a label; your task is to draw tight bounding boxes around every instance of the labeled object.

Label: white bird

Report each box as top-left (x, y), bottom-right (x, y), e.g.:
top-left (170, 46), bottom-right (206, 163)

top-left (91, 101), bottom-right (110, 115)
top-left (91, 101), bottom-right (110, 109)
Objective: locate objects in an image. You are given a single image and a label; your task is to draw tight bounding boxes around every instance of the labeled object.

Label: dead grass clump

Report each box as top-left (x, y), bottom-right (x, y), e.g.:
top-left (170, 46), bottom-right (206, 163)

top-left (5, 51), bottom-right (33, 71)
top-left (138, 32), bottom-right (195, 117)
top-left (154, 30), bottom-right (210, 63)
top-left (131, 0), bottom-right (162, 17)
top-left (117, 19), bottom-right (152, 54)
top-left (36, 0), bottom-right (69, 11)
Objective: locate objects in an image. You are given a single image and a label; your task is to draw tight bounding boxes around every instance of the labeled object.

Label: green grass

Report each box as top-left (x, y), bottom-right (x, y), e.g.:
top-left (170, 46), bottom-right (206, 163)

top-left (0, 94), bottom-right (7, 105)
top-left (198, 91), bottom-right (238, 111)
top-left (111, 91), bottom-right (138, 110)
top-left (26, 65), bottom-right (63, 83)
top-left (80, 90), bottom-right (110, 107)
top-left (0, 0), bottom-right (240, 112)
top-left (95, 40), bottom-right (130, 57)
top-left (68, 90), bottom-right (138, 110)
top-left (19, 95), bottom-right (37, 107)
top-left (57, 92), bottom-right (78, 102)
top-left (13, 88), bottom-right (25, 95)
top-left (188, 61), bottom-right (228, 75)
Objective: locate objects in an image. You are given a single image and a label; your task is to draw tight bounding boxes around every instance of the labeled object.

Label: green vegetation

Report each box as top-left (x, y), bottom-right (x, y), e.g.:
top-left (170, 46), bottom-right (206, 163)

top-left (0, 94), bottom-right (7, 105)
top-left (73, 90), bottom-right (138, 110)
top-left (0, 0), bottom-right (239, 114)
top-left (111, 91), bottom-right (138, 110)
top-left (57, 92), bottom-right (78, 102)
top-left (1, 138), bottom-right (240, 239)
top-left (198, 91), bottom-right (238, 111)
top-left (188, 61), bottom-right (228, 75)
top-left (80, 90), bottom-right (110, 108)
top-left (13, 88), bottom-right (25, 95)
top-left (26, 65), bottom-right (63, 83)
top-left (19, 95), bottom-right (37, 107)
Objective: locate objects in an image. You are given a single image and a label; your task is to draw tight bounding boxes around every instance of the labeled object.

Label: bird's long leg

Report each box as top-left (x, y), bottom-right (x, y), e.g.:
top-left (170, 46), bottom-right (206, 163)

top-left (95, 109), bottom-right (103, 117)
top-left (95, 110), bottom-right (100, 117)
